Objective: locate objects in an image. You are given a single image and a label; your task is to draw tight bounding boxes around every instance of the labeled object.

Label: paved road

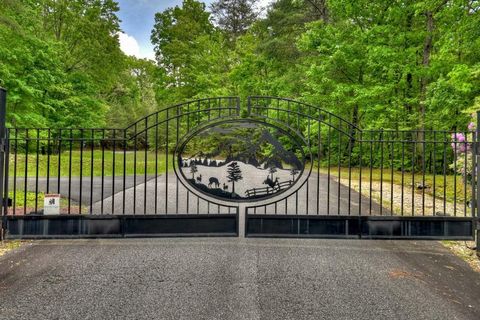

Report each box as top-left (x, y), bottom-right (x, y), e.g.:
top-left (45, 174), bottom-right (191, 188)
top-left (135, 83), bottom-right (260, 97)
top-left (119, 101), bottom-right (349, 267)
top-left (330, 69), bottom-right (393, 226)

top-left (0, 238), bottom-right (478, 320)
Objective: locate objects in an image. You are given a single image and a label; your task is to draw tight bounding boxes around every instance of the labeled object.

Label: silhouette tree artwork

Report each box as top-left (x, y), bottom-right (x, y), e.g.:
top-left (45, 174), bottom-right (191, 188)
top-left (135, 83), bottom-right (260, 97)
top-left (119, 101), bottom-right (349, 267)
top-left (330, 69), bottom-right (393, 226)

top-left (268, 166), bottom-right (277, 180)
top-left (227, 161), bottom-right (243, 195)
top-left (290, 168), bottom-right (299, 181)
top-left (190, 162), bottom-right (198, 179)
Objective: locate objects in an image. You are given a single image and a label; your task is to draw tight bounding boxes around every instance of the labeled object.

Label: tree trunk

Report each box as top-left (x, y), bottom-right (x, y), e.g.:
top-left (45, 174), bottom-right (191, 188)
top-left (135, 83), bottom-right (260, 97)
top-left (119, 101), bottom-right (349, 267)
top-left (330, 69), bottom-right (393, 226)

top-left (419, 11), bottom-right (434, 131)
top-left (348, 103), bottom-right (359, 155)
top-left (416, 11), bottom-right (435, 168)
top-left (347, 67), bottom-right (363, 157)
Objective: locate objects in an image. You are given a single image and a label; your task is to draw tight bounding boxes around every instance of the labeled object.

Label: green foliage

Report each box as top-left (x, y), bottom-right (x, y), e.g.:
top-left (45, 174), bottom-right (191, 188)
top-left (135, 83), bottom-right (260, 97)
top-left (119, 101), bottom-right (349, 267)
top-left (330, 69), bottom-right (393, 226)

top-left (0, 0), bottom-right (160, 128)
top-left (1, 0), bottom-right (479, 138)
top-left (298, 0), bottom-right (480, 131)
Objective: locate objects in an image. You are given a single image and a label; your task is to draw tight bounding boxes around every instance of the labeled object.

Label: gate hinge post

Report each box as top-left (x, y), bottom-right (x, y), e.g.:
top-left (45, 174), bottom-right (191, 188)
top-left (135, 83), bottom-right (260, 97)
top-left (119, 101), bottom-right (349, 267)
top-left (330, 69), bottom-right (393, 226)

top-left (0, 137), bottom-right (6, 153)
top-left (473, 142), bottom-right (480, 155)
top-left (476, 223), bottom-right (479, 258)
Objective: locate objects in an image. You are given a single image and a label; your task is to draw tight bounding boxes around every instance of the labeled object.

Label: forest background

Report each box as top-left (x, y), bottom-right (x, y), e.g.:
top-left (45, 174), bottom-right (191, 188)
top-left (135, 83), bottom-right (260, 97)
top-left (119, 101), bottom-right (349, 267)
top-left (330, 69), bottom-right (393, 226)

top-left (1, 0), bottom-right (479, 132)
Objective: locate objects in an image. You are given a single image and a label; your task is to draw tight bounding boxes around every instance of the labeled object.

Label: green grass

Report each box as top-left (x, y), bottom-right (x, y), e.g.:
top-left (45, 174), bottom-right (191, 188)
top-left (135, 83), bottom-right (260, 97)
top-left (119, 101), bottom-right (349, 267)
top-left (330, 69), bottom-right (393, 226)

top-left (8, 190), bottom-right (44, 208)
top-left (319, 167), bottom-right (469, 203)
top-left (9, 150), bottom-right (172, 178)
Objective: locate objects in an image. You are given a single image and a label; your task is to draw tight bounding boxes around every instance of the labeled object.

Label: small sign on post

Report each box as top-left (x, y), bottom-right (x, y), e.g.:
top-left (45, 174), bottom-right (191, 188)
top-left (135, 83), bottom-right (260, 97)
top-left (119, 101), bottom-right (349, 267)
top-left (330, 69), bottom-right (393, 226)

top-left (44, 194), bottom-right (60, 215)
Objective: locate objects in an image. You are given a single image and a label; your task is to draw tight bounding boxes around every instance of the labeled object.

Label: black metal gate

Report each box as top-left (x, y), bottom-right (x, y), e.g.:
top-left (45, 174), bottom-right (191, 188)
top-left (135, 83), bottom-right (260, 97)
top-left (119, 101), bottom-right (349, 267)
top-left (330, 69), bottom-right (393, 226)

top-left (244, 97), bottom-right (476, 239)
top-left (0, 90), bottom-right (477, 239)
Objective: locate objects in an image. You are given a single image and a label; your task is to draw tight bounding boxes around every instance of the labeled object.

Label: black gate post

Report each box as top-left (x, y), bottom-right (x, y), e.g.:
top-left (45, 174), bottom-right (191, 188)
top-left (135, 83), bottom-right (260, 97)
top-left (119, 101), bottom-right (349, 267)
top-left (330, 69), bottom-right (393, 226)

top-left (474, 111), bottom-right (480, 255)
top-left (476, 111), bottom-right (480, 256)
top-left (0, 88), bottom-right (6, 240)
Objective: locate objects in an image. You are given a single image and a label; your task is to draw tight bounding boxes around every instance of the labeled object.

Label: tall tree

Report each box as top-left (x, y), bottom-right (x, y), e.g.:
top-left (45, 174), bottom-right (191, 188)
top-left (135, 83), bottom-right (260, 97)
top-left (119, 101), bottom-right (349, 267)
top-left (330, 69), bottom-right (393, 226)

top-left (151, 0), bottom-right (215, 100)
top-left (106, 57), bottom-right (161, 128)
top-left (41, 0), bottom-right (124, 90)
top-left (210, 0), bottom-right (258, 40)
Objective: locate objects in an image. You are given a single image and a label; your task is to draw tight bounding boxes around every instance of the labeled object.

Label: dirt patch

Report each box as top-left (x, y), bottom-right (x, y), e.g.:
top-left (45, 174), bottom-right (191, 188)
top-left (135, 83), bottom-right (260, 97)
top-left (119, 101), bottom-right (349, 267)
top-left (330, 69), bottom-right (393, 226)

top-left (388, 268), bottom-right (424, 280)
top-left (335, 177), bottom-right (468, 216)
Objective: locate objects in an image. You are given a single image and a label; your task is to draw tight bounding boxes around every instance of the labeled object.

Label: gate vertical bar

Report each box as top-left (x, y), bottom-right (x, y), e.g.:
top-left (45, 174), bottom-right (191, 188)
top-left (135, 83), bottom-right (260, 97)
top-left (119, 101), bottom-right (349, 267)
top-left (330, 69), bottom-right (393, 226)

top-left (3, 129), bottom-right (9, 218)
top-left (476, 112), bottom-right (480, 253)
top-left (0, 88), bottom-right (7, 239)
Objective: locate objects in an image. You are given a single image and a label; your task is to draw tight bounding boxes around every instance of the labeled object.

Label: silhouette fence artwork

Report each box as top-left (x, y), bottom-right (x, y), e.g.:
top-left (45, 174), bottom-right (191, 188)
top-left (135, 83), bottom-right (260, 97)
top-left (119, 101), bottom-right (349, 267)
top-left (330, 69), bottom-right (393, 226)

top-left (245, 180), bottom-right (293, 198)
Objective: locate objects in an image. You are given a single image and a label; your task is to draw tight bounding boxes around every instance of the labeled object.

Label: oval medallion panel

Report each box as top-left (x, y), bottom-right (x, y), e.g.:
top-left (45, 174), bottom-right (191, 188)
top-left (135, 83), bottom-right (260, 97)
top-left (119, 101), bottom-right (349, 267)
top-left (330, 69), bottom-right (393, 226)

top-left (175, 119), bottom-right (310, 202)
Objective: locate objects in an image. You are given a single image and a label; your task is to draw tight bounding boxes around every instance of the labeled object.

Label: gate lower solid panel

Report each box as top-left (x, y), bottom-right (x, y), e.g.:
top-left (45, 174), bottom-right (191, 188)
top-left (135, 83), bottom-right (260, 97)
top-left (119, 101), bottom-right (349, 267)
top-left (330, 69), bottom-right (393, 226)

top-left (246, 215), bottom-right (474, 240)
top-left (5, 214), bottom-right (239, 239)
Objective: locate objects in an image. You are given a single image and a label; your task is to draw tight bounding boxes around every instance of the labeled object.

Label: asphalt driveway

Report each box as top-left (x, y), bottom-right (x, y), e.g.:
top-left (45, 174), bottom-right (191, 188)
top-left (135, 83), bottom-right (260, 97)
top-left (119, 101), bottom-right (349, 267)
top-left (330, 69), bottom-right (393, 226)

top-left (0, 238), bottom-right (478, 320)
top-left (90, 173), bottom-right (387, 215)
